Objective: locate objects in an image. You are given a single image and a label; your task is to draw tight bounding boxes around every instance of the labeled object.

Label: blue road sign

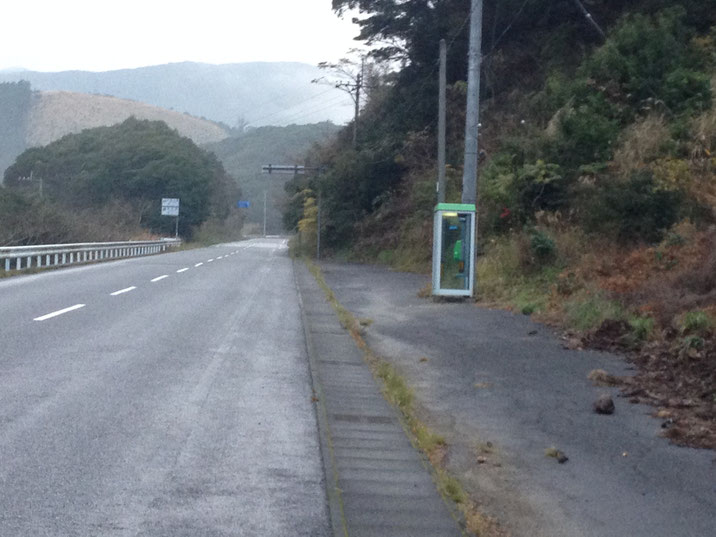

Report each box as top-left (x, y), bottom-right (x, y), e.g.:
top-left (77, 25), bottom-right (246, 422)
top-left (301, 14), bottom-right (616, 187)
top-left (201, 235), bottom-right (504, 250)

top-left (237, 201), bottom-right (250, 208)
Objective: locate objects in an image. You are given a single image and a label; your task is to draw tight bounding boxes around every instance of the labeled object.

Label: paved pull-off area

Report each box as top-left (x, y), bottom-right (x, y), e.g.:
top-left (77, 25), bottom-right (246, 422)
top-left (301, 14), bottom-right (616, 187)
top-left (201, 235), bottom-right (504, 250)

top-left (295, 262), bottom-right (463, 537)
top-left (0, 239), bottom-right (330, 536)
top-left (320, 262), bottom-right (716, 537)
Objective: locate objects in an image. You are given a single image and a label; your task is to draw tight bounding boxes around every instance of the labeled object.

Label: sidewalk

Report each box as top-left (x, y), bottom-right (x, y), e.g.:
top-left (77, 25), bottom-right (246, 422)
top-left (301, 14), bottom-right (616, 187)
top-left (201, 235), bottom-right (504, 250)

top-left (316, 261), bottom-right (716, 537)
top-left (293, 261), bottom-right (464, 537)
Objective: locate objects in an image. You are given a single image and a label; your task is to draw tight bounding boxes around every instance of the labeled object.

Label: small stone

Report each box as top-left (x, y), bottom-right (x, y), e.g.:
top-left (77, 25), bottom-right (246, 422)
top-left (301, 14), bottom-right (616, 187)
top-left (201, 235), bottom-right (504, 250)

top-left (594, 394), bottom-right (615, 415)
top-left (477, 456), bottom-right (488, 464)
top-left (556, 451), bottom-right (569, 463)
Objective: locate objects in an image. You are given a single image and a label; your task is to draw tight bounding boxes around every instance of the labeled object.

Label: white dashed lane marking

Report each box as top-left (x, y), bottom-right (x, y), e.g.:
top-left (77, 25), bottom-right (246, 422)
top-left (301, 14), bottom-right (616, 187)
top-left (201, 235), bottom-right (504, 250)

top-left (177, 268), bottom-right (189, 273)
top-left (151, 275), bottom-right (169, 282)
top-left (195, 262), bottom-right (203, 267)
top-left (110, 286), bottom-right (137, 296)
top-left (34, 304), bottom-right (86, 322)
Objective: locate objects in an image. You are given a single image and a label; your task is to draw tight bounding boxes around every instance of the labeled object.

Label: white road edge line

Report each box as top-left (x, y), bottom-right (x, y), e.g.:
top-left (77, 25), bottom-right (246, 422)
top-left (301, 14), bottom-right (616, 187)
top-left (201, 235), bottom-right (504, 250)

top-left (177, 268), bottom-right (189, 273)
top-left (195, 262), bottom-right (203, 267)
top-left (34, 304), bottom-right (86, 322)
top-left (151, 275), bottom-right (169, 282)
top-left (110, 286), bottom-right (137, 296)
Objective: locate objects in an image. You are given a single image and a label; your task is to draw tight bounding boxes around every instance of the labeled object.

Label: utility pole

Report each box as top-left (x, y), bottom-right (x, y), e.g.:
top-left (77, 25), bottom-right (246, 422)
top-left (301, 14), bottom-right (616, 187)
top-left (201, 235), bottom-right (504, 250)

top-left (314, 56), bottom-right (364, 148)
top-left (461, 0), bottom-right (483, 205)
top-left (316, 189), bottom-right (322, 261)
top-left (263, 189), bottom-right (267, 237)
top-left (437, 39), bottom-right (447, 204)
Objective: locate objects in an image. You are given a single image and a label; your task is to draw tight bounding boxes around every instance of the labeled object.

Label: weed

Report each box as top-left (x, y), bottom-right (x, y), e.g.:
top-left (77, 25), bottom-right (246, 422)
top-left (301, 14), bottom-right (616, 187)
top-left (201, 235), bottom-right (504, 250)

top-left (377, 361), bottom-right (414, 411)
top-left (564, 292), bottom-right (625, 331)
top-left (629, 315), bottom-right (655, 342)
top-left (439, 474), bottom-right (467, 504)
top-left (680, 310), bottom-right (714, 335)
top-left (376, 249), bottom-right (395, 265)
top-left (588, 369), bottom-right (621, 386)
top-left (417, 283), bottom-right (432, 298)
top-left (682, 334), bottom-right (705, 350)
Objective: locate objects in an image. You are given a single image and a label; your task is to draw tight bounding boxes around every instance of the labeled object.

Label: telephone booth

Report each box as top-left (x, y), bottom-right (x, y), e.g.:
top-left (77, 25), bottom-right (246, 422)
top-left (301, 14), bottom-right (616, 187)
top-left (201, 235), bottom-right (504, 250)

top-left (432, 203), bottom-right (476, 297)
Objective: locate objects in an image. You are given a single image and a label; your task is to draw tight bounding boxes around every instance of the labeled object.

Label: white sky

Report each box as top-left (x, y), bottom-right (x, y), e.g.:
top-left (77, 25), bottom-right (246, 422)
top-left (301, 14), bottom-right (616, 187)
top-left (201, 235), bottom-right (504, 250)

top-left (1, 1), bottom-right (363, 72)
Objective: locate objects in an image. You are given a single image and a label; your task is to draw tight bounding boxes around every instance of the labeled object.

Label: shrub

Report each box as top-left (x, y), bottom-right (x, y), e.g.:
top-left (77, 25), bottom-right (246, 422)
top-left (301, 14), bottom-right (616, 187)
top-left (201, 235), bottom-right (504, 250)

top-left (530, 229), bottom-right (557, 266)
top-left (547, 101), bottom-right (621, 169)
top-left (479, 157), bottom-right (567, 232)
top-left (580, 171), bottom-right (683, 243)
top-left (580, 8), bottom-right (711, 115)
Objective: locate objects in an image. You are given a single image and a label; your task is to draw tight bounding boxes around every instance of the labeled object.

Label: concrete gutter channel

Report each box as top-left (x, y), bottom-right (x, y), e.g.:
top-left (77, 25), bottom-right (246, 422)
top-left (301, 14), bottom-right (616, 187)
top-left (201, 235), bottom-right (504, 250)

top-left (294, 261), bottom-right (464, 537)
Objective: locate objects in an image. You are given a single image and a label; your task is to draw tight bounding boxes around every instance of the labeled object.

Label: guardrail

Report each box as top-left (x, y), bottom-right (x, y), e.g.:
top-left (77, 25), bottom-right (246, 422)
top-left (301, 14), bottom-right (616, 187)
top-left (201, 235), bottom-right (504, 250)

top-left (0, 239), bottom-right (182, 273)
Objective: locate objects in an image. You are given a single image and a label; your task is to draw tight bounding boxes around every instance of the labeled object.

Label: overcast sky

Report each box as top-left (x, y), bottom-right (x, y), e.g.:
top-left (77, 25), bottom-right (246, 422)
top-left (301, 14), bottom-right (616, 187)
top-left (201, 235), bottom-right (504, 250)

top-left (1, 1), bottom-right (363, 72)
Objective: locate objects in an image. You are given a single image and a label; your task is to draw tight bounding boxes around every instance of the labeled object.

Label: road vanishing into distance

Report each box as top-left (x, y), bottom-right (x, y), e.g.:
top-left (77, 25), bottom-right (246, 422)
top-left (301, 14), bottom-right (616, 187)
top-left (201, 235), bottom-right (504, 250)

top-left (0, 238), bottom-right (330, 537)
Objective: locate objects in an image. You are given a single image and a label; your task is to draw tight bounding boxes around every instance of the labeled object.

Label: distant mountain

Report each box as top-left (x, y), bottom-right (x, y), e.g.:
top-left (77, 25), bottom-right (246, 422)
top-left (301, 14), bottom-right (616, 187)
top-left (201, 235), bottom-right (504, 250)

top-left (0, 62), bottom-right (353, 128)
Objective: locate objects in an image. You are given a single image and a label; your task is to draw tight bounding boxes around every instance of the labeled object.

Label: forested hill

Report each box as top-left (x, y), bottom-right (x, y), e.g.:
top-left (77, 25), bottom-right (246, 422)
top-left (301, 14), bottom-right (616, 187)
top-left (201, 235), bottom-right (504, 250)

top-left (2, 118), bottom-right (240, 243)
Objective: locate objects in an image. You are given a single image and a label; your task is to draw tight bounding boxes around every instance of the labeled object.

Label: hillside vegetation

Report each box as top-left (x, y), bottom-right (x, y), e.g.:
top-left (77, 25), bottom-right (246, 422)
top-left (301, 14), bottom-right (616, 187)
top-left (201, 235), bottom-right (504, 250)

top-left (1, 118), bottom-right (241, 244)
top-left (286, 1), bottom-right (716, 449)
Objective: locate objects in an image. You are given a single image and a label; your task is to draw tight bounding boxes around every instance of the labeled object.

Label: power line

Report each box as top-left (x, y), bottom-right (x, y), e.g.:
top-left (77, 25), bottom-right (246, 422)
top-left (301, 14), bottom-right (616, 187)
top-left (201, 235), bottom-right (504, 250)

top-left (265, 95), bottom-right (353, 125)
top-left (245, 87), bottom-right (342, 126)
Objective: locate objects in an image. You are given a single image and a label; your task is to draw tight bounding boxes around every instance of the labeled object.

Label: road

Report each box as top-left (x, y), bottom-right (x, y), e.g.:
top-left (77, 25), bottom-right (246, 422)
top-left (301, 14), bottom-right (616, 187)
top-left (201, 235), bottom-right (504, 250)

top-left (0, 238), bottom-right (330, 537)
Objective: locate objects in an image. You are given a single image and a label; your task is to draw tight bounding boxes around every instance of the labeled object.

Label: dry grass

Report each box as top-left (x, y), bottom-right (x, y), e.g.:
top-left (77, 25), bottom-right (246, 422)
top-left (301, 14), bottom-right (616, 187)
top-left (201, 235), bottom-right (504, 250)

top-left (27, 91), bottom-right (229, 147)
top-left (612, 114), bottom-right (671, 177)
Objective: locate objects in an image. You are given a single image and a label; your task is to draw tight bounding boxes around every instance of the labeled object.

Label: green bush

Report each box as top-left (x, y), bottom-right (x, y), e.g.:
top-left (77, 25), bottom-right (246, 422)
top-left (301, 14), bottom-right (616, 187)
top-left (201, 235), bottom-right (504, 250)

top-left (530, 229), bottom-right (557, 265)
top-left (580, 7), bottom-right (711, 115)
top-left (580, 171), bottom-right (683, 243)
top-left (480, 157), bottom-right (567, 233)
top-left (548, 103), bottom-right (620, 169)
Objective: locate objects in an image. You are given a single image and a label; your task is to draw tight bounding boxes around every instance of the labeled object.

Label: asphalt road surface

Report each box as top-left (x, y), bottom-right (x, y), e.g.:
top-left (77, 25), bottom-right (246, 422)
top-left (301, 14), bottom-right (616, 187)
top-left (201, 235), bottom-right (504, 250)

top-left (0, 238), bottom-right (330, 537)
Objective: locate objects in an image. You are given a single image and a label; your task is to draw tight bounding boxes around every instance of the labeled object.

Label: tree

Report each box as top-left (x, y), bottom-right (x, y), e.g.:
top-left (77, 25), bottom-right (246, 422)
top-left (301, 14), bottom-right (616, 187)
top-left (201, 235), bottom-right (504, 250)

top-left (4, 118), bottom-right (239, 238)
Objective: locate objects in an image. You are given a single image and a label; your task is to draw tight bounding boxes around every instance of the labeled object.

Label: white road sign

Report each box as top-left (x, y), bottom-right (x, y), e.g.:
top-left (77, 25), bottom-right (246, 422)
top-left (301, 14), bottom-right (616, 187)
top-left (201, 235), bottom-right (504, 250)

top-left (161, 198), bottom-right (180, 216)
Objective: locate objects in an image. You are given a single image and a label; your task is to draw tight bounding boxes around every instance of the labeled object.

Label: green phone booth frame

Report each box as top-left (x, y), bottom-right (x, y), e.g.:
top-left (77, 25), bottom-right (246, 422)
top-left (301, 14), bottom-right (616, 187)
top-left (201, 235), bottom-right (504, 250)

top-left (432, 203), bottom-right (476, 297)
